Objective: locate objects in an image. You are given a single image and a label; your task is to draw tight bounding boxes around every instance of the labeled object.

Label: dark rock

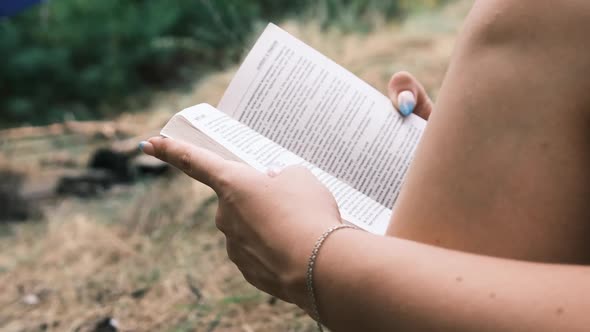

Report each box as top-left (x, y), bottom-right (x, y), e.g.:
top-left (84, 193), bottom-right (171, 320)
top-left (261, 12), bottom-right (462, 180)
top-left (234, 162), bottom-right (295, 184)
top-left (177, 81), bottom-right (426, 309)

top-left (56, 169), bottom-right (115, 198)
top-left (88, 148), bottom-right (134, 183)
top-left (92, 317), bottom-right (118, 332)
top-left (0, 169), bottom-right (31, 222)
top-left (130, 287), bottom-right (149, 299)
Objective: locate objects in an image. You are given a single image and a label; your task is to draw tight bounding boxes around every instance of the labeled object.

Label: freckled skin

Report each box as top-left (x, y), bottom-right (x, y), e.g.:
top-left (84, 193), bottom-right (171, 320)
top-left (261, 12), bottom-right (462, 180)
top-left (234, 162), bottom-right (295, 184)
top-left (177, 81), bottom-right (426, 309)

top-left (388, 0), bottom-right (590, 264)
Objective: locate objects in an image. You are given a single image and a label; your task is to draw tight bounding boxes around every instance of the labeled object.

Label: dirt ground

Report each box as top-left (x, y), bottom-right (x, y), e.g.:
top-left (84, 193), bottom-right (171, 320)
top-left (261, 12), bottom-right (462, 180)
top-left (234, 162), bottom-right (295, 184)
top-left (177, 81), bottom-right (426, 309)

top-left (0, 2), bottom-right (471, 331)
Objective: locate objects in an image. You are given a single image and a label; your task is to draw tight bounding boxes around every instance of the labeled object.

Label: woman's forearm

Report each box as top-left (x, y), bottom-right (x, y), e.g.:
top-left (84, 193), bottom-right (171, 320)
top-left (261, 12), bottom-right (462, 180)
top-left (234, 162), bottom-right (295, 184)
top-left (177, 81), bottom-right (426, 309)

top-left (311, 2), bottom-right (590, 329)
top-left (312, 229), bottom-right (590, 331)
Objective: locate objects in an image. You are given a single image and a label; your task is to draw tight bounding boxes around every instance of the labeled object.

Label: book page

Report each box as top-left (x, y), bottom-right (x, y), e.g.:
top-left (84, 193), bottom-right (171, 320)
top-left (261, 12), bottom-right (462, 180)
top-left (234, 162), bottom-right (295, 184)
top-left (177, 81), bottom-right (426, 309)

top-left (218, 23), bottom-right (425, 209)
top-left (162, 104), bottom-right (392, 235)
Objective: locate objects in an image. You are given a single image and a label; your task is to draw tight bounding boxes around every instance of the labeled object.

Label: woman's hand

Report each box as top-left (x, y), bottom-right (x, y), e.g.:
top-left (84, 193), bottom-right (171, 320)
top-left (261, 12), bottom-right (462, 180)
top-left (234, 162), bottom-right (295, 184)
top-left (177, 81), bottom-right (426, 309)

top-left (137, 71), bottom-right (430, 313)
top-left (388, 71), bottom-right (434, 120)
top-left (140, 137), bottom-right (342, 310)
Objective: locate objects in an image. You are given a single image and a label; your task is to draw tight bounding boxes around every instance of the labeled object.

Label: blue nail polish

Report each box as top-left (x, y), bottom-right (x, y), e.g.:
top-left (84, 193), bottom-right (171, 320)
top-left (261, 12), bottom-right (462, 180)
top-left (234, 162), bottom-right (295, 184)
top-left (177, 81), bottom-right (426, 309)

top-left (399, 100), bottom-right (415, 116)
top-left (138, 141), bottom-right (147, 152)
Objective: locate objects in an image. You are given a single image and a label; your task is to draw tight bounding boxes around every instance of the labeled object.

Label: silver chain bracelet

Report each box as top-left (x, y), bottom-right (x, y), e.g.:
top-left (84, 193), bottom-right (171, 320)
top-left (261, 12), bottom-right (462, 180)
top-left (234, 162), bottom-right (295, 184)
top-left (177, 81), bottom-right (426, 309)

top-left (306, 224), bottom-right (358, 331)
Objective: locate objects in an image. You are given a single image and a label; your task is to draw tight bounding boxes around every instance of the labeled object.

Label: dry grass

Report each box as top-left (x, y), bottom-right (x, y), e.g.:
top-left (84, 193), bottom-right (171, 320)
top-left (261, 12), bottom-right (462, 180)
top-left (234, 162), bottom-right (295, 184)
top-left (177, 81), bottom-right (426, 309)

top-left (0, 175), bottom-right (316, 332)
top-left (0, 2), bottom-right (471, 331)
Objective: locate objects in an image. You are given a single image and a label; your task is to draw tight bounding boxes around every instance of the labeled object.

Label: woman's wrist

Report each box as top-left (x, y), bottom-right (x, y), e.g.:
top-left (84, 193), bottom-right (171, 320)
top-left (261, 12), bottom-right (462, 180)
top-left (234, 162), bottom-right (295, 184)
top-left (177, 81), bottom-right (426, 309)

top-left (287, 225), bottom-right (361, 314)
top-left (281, 226), bottom-right (329, 311)
top-left (307, 225), bottom-right (360, 331)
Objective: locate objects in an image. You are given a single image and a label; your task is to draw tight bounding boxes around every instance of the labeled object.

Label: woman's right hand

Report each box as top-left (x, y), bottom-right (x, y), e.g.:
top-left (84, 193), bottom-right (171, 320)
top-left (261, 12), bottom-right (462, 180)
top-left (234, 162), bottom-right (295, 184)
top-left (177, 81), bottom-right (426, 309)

top-left (388, 71), bottom-right (434, 120)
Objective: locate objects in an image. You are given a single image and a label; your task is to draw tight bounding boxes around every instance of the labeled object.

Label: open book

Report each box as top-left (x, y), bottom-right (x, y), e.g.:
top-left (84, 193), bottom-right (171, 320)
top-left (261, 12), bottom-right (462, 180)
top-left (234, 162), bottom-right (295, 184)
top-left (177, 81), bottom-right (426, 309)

top-left (161, 23), bottom-right (425, 235)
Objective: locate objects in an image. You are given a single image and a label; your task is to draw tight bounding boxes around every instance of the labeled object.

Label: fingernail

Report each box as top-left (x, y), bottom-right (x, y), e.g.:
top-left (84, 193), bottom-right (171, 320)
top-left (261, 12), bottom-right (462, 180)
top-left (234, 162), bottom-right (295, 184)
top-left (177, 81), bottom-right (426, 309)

top-left (138, 141), bottom-right (154, 155)
top-left (398, 90), bottom-right (416, 116)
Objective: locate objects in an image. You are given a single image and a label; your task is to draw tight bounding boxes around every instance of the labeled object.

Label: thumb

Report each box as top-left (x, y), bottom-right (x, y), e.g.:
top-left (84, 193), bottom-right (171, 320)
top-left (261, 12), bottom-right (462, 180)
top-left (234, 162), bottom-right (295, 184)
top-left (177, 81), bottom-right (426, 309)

top-left (388, 71), bottom-right (434, 120)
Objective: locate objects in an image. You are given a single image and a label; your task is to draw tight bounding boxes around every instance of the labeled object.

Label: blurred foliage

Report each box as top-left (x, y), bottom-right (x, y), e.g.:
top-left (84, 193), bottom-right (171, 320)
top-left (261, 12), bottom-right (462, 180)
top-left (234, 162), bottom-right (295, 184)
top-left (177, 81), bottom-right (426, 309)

top-left (307, 0), bottom-right (447, 32)
top-left (0, 0), bottom-right (445, 127)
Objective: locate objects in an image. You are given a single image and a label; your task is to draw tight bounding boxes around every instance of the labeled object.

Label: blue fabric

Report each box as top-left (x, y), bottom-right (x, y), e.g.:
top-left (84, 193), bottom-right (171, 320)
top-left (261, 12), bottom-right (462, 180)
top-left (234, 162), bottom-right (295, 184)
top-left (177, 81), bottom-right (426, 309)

top-left (0, 0), bottom-right (44, 18)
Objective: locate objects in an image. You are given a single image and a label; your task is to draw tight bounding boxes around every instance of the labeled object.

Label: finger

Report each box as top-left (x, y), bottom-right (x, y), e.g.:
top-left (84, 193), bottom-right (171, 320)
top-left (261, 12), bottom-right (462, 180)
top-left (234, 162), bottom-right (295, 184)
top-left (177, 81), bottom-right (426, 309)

top-left (140, 136), bottom-right (235, 190)
top-left (388, 71), bottom-right (434, 120)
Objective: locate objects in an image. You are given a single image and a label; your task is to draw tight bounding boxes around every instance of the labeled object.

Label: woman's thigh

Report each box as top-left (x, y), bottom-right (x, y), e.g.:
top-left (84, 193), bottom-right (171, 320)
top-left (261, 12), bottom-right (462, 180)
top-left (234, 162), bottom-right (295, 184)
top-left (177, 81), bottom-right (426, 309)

top-left (388, 0), bottom-right (590, 263)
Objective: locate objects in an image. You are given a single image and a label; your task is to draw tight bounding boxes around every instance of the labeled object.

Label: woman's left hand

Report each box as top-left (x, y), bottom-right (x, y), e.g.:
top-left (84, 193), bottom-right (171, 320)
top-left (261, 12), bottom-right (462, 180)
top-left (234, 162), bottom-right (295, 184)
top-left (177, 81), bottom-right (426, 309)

top-left (140, 137), bottom-right (342, 309)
